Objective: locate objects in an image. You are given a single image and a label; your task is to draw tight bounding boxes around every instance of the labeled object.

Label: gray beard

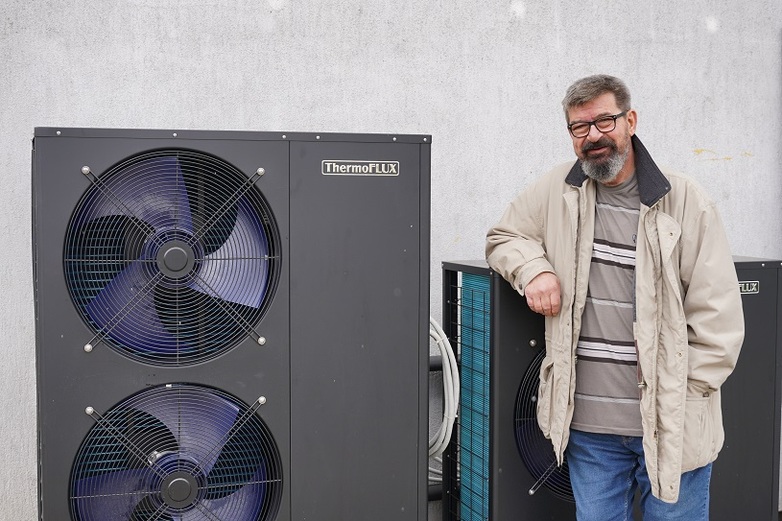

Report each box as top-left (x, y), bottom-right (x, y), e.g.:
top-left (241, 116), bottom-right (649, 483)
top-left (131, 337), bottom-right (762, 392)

top-left (581, 145), bottom-right (629, 184)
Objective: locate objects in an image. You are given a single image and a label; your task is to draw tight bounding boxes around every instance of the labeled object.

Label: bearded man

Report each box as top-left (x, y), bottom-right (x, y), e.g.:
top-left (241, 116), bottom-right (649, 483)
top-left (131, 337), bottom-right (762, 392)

top-left (485, 74), bottom-right (744, 521)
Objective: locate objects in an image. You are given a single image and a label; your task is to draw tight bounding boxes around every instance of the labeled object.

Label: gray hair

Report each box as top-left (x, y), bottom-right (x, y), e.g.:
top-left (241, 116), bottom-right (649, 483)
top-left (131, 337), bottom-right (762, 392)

top-left (562, 75), bottom-right (632, 119)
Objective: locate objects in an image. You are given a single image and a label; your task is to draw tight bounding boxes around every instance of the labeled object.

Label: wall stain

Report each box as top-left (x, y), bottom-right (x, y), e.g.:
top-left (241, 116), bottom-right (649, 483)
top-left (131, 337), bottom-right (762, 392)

top-left (693, 148), bottom-right (753, 161)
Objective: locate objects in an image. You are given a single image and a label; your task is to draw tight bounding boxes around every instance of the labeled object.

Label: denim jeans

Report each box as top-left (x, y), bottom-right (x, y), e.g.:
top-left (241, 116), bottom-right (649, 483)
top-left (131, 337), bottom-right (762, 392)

top-left (566, 429), bottom-right (712, 521)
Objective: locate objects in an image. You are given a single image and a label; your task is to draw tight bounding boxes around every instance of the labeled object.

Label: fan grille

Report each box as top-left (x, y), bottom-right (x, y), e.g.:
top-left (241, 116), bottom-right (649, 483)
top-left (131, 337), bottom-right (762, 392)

top-left (70, 384), bottom-right (283, 521)
top-left (64, 149), bottom-right (280, 366)
top-left (515, 350), bottom-right (574, 501)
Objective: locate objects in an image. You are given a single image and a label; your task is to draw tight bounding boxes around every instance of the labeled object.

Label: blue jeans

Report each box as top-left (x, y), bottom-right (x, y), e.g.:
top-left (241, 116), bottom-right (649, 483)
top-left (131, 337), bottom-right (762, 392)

top-left (566, 429), bottom-right (711, 521)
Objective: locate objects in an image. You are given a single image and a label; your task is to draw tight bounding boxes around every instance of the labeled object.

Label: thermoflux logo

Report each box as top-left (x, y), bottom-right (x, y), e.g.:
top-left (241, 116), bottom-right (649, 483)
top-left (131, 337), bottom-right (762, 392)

top-left (322, 160), bottom-right (399, 176)
top-left (739, 280), bottom-right (759, 294)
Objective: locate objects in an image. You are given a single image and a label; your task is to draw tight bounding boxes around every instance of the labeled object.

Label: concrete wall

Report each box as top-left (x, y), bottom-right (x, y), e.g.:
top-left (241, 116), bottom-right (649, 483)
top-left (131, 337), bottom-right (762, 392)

top-left (2, 1), bottom-right (780, 518)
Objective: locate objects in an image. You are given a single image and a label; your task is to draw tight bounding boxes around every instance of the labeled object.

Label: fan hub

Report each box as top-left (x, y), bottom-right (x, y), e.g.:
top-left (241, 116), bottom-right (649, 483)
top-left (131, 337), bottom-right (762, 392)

top-left (161, 471), bottom-right (200, 508)
top-left (156, 240), bottom-right (196, 279)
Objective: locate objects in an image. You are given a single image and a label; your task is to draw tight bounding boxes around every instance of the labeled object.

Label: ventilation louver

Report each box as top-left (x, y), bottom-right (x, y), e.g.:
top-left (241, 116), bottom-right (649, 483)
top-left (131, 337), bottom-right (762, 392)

top-left (64, 150), bottom-right (279, 365)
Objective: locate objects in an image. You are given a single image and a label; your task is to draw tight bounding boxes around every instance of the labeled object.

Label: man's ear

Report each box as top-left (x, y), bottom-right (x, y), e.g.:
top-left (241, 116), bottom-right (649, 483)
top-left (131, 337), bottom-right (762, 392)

top-left (626, 109), bottom-right (638, 136)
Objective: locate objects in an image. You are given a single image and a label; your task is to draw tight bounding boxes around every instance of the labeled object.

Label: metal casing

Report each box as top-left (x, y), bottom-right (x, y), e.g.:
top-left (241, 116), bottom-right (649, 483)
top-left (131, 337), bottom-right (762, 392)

top-left (32, 127), bottom-right (431, 520)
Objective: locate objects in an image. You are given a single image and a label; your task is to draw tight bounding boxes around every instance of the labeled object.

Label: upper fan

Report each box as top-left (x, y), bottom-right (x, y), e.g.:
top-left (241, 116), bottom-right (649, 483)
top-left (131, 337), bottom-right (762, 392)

top-left (64, 149), bottom-right (280, 365)
top-left (514, 349), bottom-right (574, 502)
top-left (70, 383), bottom-right (283, 521)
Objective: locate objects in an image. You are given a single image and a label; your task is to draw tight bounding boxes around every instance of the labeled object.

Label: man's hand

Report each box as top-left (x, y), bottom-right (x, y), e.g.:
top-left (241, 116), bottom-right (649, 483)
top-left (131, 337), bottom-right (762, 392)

top-left (524, 272), bottom-right (561, 316)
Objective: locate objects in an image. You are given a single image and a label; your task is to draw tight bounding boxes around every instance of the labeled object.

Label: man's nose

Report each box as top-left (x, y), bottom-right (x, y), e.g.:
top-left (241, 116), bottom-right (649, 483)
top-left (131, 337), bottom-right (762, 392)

top-left (586, 124), bottom-right (604, 141)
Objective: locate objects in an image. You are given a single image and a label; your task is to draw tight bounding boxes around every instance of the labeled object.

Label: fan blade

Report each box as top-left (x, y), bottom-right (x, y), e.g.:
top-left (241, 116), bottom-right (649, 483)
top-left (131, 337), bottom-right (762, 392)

top-left (72, 468), bottom-right (156, 519)
top-left (79, 155), bottom-right (194, 235)
top-left (130, 156), bottom-right (194, 234)
top-left (131, 389), bottom-right (241, 472)
top-left (190, 198), bottom-right (270, 308)
top-left (198, 472), bottom-right (266, 521)
top-left (85, 261), bottom-right (179, 353)
top-left (67, 215), bottom-right (153, 294)
top-left (185, 174), bottom-right (240, 258)
top-left (154, 286), bottom-right (245, 354)
top-left (205, 418), bottom-right (267, 500)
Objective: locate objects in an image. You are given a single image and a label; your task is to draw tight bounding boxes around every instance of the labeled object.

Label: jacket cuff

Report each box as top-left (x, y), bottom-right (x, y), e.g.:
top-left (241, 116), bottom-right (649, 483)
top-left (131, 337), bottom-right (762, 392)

top-left (514, 258), bottom-right (555, 295)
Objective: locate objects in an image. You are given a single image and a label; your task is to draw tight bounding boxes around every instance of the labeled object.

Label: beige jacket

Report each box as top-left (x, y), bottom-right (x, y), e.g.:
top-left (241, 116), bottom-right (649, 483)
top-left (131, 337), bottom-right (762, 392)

top-left (485, 136), bottom-right (744, 503)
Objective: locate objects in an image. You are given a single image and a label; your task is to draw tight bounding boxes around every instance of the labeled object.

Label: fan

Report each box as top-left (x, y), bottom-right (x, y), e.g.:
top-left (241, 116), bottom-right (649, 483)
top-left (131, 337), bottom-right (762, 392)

top-left (64, 149), bottom-right (280, 365)
top-left (514, 350), bottom-right (574, 501)
top-left (70, 383), bottom-right (283, 521)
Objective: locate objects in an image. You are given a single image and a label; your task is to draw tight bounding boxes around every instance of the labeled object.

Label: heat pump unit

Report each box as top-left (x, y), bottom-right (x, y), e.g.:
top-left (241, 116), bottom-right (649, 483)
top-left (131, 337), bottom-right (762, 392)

top-left (441, 258), bottom-right (782, 521)
top-left (32, 128), bottom-right (431, 521)
top-left (712, 257), bottom-right (782, 520)
top-left (441, 261), bottom-right (575, 521)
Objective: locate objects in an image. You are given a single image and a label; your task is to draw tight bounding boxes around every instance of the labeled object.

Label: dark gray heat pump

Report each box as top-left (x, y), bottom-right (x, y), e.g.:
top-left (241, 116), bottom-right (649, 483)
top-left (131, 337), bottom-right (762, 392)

top-left (32, 128), bottom-right (431, 521)
top-left (441, 258), bottom-right (782, 521)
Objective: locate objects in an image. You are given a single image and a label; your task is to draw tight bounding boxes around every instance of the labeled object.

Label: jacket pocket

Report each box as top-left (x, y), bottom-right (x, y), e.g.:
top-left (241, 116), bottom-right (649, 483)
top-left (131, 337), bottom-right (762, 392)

top-left (536, 355), bottom-right (555, 438)
top-left (681, 381), bottom-right (719, 471)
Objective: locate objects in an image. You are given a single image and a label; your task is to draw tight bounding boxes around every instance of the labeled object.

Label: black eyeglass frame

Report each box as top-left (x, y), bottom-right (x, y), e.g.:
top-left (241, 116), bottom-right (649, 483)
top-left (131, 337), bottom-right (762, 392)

top-left (567, 111), bottom-right (628, 138)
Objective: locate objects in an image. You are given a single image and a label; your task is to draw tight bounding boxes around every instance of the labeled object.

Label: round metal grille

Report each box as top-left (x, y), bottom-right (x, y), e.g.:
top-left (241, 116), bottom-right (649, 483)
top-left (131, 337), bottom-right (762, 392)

top-left (70, 384), bottom-right (283, 521)
top-left (514, 349), bottom-right (574, 502)
top-left (64, 149), bottom-right (280, 365)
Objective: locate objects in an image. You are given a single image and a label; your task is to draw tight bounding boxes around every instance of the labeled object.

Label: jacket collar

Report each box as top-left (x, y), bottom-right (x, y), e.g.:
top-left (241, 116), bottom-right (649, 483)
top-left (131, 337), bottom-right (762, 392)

top-left (564, 134), bottom-right (671, 207)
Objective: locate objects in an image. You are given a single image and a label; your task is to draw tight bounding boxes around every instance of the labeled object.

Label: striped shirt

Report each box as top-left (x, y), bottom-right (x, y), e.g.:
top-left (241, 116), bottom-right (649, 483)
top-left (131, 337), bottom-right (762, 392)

top-left (571, 172), bottom-right (642, 436)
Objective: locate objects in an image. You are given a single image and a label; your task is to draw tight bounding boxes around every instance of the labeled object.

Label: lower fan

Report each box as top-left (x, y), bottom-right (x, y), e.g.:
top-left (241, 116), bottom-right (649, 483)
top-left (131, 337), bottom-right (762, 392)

top-left (514, 350), bottom-right (574, 501)
top-left (70, 384), bottom-right (283, 521)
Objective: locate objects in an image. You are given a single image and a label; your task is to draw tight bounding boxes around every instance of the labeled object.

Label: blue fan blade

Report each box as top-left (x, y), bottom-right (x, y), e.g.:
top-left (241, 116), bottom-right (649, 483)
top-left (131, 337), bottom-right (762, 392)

top-left (85, 261), bottom-right (179, 353)
top-left (132, 390), bottom-right (241, 473)
top-left (131, 156), bottom-right (193, 234)
top-left (190, 197), bottom-right (269, 308)
top-left (77, 155), bottom-right (193, 235)
top-left (72, 468), bottom-right (155, 519)
top-left (197, 469), bottom-right (266, 520)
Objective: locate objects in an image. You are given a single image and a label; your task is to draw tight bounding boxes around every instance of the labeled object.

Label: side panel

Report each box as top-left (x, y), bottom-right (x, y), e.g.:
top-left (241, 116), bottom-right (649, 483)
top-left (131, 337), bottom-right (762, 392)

top-left (711, 261), bottom-right (782, 520)
top-left (289, 140), bottom-right (428, 519)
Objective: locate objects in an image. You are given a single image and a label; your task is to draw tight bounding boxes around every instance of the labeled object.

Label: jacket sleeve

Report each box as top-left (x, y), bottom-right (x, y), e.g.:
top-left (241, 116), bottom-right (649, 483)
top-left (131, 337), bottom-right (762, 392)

top-left (485, 180), bottom-right (556, 294)
top-left (679, 201), bottom-right (744, 390)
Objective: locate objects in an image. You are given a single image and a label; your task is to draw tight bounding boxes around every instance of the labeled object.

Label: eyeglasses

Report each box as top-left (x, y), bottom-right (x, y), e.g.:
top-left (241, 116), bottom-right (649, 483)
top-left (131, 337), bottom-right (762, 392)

top-left (567, 111), bottom-right (627, 138)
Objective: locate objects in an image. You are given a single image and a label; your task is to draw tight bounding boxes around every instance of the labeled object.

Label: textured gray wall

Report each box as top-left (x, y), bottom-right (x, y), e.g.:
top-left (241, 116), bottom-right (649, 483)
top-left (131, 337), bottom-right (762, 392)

top-left (2, 1), bottom-right (781, 519)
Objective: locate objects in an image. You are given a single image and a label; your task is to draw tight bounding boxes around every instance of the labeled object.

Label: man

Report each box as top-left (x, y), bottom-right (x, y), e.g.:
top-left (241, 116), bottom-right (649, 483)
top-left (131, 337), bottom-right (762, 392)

top-left (485, 74), bottom-right (744, 520)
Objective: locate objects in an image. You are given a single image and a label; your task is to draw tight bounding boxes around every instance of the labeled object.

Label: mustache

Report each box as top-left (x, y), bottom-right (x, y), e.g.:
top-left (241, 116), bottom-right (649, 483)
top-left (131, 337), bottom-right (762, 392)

top-left (581, 137), bottom-right (617, 154)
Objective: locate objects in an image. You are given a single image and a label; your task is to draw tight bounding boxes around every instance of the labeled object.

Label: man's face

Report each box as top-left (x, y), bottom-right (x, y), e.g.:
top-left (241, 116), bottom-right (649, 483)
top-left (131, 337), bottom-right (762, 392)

top-left (567, 92), bottom-right (637, 186)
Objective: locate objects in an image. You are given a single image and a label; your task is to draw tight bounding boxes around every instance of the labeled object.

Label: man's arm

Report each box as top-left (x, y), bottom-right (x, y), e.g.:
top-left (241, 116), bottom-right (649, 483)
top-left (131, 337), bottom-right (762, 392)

top-left (485, 186), bottom-right (562, 316)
